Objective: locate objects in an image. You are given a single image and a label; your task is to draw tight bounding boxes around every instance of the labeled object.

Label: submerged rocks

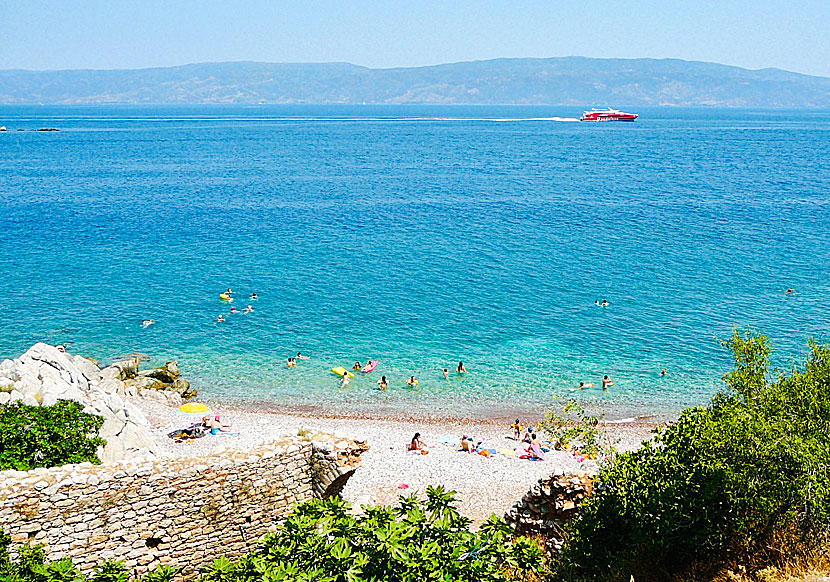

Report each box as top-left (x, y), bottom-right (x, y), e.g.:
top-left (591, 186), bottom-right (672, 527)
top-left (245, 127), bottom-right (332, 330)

top-left (126, 360), bottom-right (195, 399)
top-left (0, 343), bottom-right (173, 463)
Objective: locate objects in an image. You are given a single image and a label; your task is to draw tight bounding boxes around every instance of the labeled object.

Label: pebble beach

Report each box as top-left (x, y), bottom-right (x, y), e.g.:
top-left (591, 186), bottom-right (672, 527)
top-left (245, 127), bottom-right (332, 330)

top-left (136, 397), bottom-right (655, 523)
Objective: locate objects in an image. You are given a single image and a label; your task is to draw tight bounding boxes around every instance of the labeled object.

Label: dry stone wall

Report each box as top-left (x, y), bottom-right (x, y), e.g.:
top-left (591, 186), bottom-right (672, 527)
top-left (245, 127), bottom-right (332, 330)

top-left (0, 436), bottom-right (366, 577)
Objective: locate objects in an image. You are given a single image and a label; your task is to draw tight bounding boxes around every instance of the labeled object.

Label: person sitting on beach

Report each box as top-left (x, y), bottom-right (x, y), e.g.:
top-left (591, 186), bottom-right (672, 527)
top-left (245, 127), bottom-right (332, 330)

top-left (287, 358), bottom-right (296, 368)
top-left (526, 433), bottom-right (546, 460)
top-left (459, 435), bottom-right (475, 453)
top-left (243, 305), bottom-right (253, 313)
top-left (457, 361), bottom-right (467, 374)
top-left (521, 426), bottom-right (535, 443)
top-left (206, 414), bottom-right (233, 434)
top-left (443, 368), bottom-right (449, 379)
top-left (602, 375), bottom-right (613, 390)
top-left (217, 315), bottom-right (226, 322)
top-left (378, 375), bottom-right (388, 391)
top-left (408, 432), bottom-right (427, 452)
top-left (353, 361), bottom-right (362, 371)
top-left (511, 419), bottom-right (524, 440)
top-left (407, 375), bottom-right (418, 388)
top-left (250, 292), bottom-right (258, 300)
top-left (141, 319), bottom-right (155, 328)
top-left (296, 352), bottom-right (309, 360)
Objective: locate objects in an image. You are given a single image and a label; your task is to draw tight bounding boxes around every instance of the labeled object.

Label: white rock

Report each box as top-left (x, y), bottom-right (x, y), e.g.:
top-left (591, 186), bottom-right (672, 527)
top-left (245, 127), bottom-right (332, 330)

top-left (0, 392), bottom-right (10, 405)
top-left (0, 377), bottom-right (13, 392)
top-left (8, 390), bottom-right (24, 403)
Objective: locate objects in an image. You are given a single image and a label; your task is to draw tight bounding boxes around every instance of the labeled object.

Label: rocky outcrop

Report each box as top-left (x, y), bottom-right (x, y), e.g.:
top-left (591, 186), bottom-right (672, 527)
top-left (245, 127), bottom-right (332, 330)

top-left (505, 471), bottom-right (595, 553)
top-left (0, 343), bottom-right (161, 463)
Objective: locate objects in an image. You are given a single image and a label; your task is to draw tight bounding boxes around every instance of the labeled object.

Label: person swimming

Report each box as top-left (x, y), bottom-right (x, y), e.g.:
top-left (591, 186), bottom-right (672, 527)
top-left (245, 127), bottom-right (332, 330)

top-left (661, 368), bottom-right (667, 376)
top-left (602, 375), bottom-right (613, 390)
top-left (594, 300), bottom-right (600, 306)
top-left (217, 315), bottom-right (226, 322)
top-left (250, 292), bottom-right (258, 300)
top-left (340, 373), bottom-right (350, 387)
top-left (443, 368), bottom-right (449, 379)
top-left (243, 305), bottom-right (253, 312)
top-left (378, 375), bottom-right (388, 390)
top-left (353, 361), bottom-right (362, 371)
top-left (296, 352), bottom-right (310, 360)
top-left (457, 361), bottom-right (467, 374)
top-left (601, 299), bottom-right (609, 307)
top-left (230, 306), bottom-right (239, 314)
top-left (578, 381), bottom-right (594, 389)
top-left (786, 288), bottom-right (794, 295)
top-left (141, 319), bottom-right (155, 328)
top-left (407, 375), bottom-right (418, 387)
top-left (287, 357), bottom-right (296, 368)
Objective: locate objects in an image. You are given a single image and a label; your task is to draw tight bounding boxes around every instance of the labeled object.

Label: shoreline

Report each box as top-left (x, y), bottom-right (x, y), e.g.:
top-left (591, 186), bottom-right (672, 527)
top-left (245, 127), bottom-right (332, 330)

top-left (134, 394), bottom-right (659, 524)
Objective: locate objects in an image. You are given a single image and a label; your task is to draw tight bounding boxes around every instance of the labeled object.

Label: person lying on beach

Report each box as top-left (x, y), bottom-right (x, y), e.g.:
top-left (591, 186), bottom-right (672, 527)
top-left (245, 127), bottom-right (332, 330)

top-left (457, 361), bottom-right (467, 374)
top-left (377, 375), bottom-right (388, 390)
top-left (408, 432), bottom-right (427, 452)
top-left (296, 352), bottom-right (310, 360)
top-left (141, 319), bottom-right (155, 328)
top-left (353, 361), bottom-right (362, 371)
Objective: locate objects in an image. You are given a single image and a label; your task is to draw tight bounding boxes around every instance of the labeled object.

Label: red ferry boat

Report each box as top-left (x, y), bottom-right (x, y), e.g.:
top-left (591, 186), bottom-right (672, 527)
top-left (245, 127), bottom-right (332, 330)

top-left (580, 108), bottom-right (638, 122)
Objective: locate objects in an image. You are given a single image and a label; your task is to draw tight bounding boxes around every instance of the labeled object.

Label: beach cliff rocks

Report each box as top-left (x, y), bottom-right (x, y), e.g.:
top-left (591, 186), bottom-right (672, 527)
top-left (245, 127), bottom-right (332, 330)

top-left (0, 343), bottom-right (179, 463)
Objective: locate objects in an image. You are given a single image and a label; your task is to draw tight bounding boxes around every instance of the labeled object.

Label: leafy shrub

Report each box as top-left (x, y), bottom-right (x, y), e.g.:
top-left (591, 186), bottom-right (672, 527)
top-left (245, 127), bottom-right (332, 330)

top-left (0, 400), bottom-right (105, 470)
top-left (539, 397), bottom-right (614, 457)
top-left (561, 331), bottom-right (830, 580)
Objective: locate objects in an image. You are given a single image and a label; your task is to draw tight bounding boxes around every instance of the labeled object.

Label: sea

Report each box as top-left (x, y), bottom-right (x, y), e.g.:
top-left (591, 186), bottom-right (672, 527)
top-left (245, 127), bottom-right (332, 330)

top-left (1, 105), bottom-right (829, 421)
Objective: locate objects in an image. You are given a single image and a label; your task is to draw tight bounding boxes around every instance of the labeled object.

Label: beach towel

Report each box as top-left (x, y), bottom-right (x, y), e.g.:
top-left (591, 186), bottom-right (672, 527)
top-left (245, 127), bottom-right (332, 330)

top-left (499, 448), bottom-right (515, 456)
top-left (438, 436), bottom-right (460, 445)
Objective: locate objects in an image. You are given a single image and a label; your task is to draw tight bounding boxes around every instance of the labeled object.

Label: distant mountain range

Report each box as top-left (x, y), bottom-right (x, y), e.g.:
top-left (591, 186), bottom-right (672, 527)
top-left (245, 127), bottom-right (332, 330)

top-left (1, 57), bottom-right (829, 107)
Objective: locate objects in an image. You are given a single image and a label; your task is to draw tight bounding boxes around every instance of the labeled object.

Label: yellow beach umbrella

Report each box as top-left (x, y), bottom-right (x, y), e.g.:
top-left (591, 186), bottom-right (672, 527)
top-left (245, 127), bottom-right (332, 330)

top-left (176, 402), bottom-right (212, 416)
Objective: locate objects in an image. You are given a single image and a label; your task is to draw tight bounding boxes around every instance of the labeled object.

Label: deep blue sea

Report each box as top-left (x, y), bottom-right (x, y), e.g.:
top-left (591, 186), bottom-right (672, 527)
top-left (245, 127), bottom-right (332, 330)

top-left (1, 105), bottom-right (829, 420)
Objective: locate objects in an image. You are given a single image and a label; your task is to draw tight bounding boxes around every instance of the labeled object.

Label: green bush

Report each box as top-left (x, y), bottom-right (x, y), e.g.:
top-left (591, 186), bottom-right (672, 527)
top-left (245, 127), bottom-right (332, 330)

top-left (0, 487), bottom-right (546, 582)
top-left (561, 330), bottom-right (830, 579)
top-left (0, 400), bottom-right (105, 470)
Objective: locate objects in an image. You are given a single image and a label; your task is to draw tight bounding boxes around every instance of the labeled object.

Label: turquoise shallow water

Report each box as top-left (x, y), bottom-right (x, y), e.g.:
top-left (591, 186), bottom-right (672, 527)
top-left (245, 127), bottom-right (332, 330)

top-left (1, 105), bottom-right (829, 419)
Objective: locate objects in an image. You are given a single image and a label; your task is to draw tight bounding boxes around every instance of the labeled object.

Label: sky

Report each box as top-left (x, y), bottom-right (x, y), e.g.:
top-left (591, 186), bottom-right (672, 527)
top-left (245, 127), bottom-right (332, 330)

top-left (1, 0), bottom-right (829, 77)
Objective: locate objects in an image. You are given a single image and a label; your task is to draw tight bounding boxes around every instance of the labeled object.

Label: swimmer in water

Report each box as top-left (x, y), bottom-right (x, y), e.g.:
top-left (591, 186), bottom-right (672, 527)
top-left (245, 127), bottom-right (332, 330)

top-left (457, 361), bottom-right (467, 374)
top-left (443, 368), bottom-right (449, 379)
top-left (226, 288), bottom-right (233, 296)
top-left (601, 299), bottom-right (609, 307)
top-left (250, 292), bottom-right (258, 300)
top-left (243, 305), bottom-right (253, 312)
top-left (217, 315), bottom-right (225, 322)
top-left (141, 319), bottom-right (155, 328)
top-left (407, 375), bottom-right (417, 388)
top-left (602, 375), bottom-right (613, 390)
top-left (296, 352), bottom-right (309, 360)
top-left (786, 288), bottom-right (794, 295)
top-left (378, 375), bottom-right (388, 390)
top-left (578, 381), bottom-right (594, 389)
top-left (661, 368), bottom-right (667, 376)
top-left (595, 300), bottom-right (600, 306)
top-left (287, 358), bottom-right (296, 368)
top-left (340, 373), bottom-right (350, 387)
top-left (230, 306), bottom-right (239, 314)
top-left (353, 361), bottom-right (362, 371)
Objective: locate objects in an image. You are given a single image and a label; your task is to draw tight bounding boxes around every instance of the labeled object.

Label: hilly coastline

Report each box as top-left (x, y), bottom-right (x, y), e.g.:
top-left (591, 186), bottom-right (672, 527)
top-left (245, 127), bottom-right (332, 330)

top-left (1, 56), bottom-right (829, 107)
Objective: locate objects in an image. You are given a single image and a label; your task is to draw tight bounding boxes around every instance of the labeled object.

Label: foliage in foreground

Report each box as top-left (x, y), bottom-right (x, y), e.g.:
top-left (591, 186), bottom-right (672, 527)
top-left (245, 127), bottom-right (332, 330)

top-left (0, 487), bottom-right (547, 582)
top-left (561, 330), bottom-right (830, 580)
top-left (539, 397), bottom-right (614, 458)
top-left (0, 400), bottom-right (105, 471)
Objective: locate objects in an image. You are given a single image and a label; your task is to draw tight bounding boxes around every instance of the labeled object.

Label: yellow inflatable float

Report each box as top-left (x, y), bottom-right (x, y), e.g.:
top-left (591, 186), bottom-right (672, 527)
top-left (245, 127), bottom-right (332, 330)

top-left (332, 367), bottom-right (355, 378)
top-left (219, 293), bottom-right (231, 300)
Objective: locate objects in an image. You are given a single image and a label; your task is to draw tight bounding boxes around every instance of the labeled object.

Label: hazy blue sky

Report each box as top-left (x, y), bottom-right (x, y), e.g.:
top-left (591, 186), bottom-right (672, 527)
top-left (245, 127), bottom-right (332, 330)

top-left (1, 0), bottom-right (828, 77)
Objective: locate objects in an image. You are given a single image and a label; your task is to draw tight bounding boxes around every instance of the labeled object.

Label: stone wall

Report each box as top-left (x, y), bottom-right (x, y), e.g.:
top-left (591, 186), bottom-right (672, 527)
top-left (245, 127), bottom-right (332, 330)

top-left (504, 470), bottom-right (595, 553)
top-left (0, 436), bottom-right (366, 577)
